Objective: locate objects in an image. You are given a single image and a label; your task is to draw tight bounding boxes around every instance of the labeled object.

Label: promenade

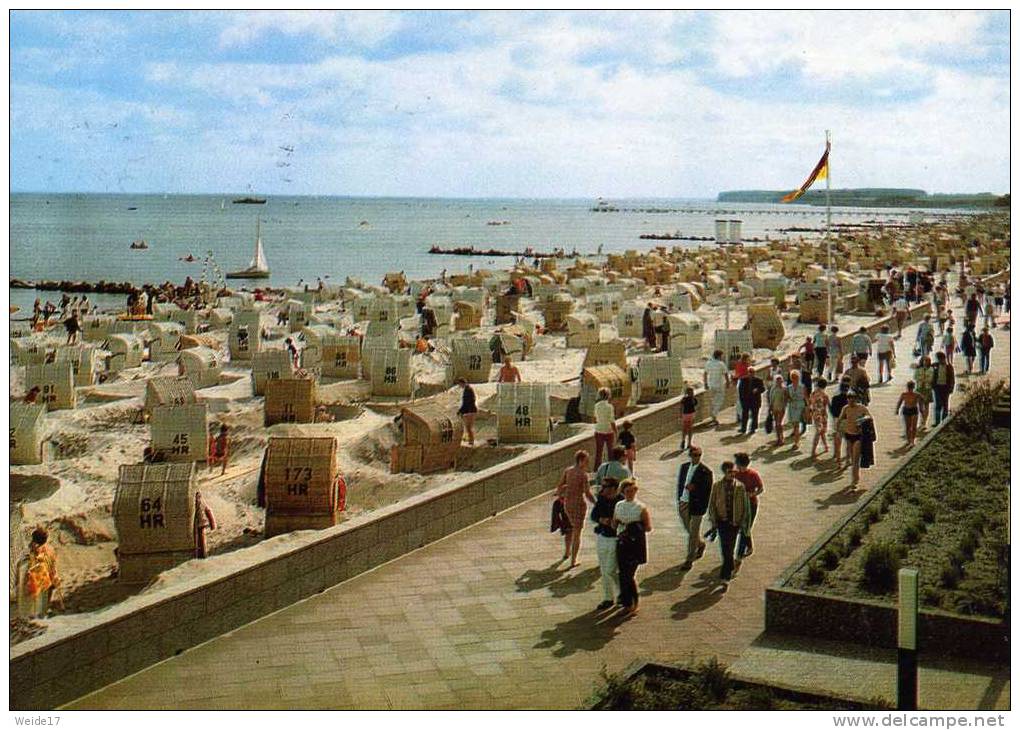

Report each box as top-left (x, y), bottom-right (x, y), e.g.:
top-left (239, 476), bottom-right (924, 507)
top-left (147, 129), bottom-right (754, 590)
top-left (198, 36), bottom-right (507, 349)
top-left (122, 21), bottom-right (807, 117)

top-left (68, 316), bottom-right (1010, 710)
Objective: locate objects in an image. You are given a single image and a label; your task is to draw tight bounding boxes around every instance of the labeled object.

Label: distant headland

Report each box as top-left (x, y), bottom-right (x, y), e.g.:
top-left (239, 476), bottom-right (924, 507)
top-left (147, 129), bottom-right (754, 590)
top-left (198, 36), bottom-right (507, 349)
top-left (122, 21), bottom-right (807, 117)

top-left (717, 188), bottom-right (1009, 209)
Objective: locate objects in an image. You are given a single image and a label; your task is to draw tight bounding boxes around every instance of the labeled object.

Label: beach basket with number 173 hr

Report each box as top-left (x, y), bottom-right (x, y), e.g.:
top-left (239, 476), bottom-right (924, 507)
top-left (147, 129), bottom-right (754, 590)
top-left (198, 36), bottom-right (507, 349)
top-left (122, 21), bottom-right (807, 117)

top-left (263, 437), bottom-right (346, 537)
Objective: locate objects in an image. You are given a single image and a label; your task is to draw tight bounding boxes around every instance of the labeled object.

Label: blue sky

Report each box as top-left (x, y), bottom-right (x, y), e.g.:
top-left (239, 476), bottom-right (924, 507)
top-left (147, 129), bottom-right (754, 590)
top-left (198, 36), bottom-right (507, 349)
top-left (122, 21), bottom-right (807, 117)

top-left (9, 10), bottom-right (1010, 197)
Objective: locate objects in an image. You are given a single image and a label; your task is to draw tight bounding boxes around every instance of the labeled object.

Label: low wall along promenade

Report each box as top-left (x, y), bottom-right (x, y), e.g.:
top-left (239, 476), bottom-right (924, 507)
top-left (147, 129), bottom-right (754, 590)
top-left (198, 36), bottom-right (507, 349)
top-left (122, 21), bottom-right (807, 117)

top-left (11, 301), bottom-right (937, 709)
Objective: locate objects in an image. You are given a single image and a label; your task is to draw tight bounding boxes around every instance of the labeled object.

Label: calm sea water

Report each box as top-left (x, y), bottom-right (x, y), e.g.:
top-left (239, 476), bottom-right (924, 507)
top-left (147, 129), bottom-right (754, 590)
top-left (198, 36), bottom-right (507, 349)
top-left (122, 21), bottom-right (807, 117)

top-left (9, 193), bottom-right (946, 314)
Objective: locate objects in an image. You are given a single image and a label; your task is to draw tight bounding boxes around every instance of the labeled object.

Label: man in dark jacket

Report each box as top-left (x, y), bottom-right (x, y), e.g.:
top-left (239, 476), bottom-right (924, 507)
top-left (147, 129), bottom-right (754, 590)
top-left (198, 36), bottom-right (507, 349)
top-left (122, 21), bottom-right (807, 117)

top-left (737, 366), bottom-right (765, 434)
top-left (677, 447), bottom-right (713, 569)
top-left (931, 352), bottom-right (956, 425)
top-left (642, 303), bottom-right (656, 350)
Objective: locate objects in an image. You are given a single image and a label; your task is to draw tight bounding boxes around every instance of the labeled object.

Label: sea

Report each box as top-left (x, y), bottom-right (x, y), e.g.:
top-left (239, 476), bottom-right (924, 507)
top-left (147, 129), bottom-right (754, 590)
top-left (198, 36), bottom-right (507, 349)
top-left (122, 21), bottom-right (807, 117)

top-left (8, 193), bottom-right (966, 315)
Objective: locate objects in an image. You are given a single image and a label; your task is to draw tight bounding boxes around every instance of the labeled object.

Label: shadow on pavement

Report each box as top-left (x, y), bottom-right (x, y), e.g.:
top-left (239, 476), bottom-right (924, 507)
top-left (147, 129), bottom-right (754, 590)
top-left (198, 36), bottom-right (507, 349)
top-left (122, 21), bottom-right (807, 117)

top-left (660, 449), bottom-right (684, 461)
top-left (515, 561), bottom-right (568, 592)
top-left (547, 567), bottom-right (600, 598)
top-left (669, 572), bottom-right (729, 621)
top-left (638, 563), bottom-right (691, 596)
top-left (814, 487), bottom-right (861, 510)
top-left (533, 608), bottom-right (633, 658)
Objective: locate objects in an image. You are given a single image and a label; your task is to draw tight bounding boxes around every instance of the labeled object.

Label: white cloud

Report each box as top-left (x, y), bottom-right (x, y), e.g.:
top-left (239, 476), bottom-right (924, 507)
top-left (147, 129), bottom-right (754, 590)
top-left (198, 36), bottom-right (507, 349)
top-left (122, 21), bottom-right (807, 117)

top-left (217, 10), bottom-right (402, 49)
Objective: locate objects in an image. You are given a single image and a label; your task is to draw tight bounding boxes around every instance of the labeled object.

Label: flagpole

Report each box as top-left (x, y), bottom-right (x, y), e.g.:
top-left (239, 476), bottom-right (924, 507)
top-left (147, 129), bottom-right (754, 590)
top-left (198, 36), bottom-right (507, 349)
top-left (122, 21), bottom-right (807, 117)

top-left (826, 129), bottom-right (833, 324)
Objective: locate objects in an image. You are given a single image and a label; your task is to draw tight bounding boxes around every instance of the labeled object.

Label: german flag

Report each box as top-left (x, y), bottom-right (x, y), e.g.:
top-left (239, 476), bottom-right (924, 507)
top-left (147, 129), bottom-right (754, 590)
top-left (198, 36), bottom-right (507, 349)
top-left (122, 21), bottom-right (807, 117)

top-left (781, 142), bottom-right (830, 203)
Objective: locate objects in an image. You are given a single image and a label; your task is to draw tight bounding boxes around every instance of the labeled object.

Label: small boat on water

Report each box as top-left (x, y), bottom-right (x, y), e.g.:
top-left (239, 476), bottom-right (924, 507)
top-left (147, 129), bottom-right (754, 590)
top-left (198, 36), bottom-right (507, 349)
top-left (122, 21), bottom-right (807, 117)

top-left (233, 196), bottom-right (267, 205)
top-left (130, 240), bottom-right (149, 250)
top-left (226, 217), bottom-right (271, 279)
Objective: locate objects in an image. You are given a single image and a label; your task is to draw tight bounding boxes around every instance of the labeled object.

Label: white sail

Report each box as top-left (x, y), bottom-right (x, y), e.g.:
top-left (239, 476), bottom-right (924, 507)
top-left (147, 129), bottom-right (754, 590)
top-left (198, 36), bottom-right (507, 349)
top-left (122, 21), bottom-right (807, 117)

top-left (249, 217), bottom-right (269, 272)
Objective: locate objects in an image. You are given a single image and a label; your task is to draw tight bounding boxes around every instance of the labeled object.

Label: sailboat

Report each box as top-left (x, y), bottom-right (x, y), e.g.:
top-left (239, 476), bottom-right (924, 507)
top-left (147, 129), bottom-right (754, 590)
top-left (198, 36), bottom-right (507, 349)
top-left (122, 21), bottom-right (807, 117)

top-left (226, 217), bottom-right (271, 279)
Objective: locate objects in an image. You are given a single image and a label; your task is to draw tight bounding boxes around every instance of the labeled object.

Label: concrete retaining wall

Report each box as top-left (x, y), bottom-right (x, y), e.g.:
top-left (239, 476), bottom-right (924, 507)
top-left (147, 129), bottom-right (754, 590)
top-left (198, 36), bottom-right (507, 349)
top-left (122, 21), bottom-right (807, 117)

top-left (9, 301), bottom-right (935, 709)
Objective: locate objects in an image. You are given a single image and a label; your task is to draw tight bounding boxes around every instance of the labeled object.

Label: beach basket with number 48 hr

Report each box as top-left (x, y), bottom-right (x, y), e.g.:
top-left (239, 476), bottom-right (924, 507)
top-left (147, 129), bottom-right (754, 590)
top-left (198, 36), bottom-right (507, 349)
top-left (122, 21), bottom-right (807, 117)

top-left (263, 437), bottom-right (346, 537)
top-left (496, 383), bottom-right (551, 444)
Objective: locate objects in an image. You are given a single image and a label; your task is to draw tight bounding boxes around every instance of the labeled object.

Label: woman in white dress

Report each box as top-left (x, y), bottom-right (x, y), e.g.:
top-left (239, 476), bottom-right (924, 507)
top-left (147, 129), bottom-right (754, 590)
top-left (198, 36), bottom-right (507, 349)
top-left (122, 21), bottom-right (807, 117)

top-left (613, 479), bottom-right (652, 615)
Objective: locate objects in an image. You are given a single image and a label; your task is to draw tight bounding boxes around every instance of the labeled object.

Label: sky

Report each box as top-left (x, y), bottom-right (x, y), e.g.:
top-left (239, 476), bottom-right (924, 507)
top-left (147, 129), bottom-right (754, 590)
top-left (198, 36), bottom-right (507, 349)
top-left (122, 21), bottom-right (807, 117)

top-left (9, 10), bottom-right (1011, 198)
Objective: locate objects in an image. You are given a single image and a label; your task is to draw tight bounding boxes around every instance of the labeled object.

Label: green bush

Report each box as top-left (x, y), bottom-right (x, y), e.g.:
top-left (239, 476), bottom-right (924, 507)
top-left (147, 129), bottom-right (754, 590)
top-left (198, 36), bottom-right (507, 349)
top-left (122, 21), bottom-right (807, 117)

top-left (695, 657), bottom-right (731, 702)
top-left (903, 521), bottom-right (924, 544)
top-left (941, 564), bottom-right (961, 589)
top-left (821, 547), bottom-right (841, 569)
top-left (866, 507), bottom-right (881, 524)
top-left (920, 501), bottom-right (938, 523)
top-left (861, 542), bottom-right (901, 593)
top-left (952, 379), bottom-right (1004, 441)
top-left (806, 562), bottom-right (825, 585)
top-left (847, 525), bottom-right (863, 548)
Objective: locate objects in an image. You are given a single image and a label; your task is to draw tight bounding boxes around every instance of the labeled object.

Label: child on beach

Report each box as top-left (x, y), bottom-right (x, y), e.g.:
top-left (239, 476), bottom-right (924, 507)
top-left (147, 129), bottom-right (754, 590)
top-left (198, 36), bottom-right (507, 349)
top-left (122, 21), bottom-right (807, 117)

top-left (617, 420), bottom-right (637, 473)
top-left (679, 387), bottom-right (698, 451)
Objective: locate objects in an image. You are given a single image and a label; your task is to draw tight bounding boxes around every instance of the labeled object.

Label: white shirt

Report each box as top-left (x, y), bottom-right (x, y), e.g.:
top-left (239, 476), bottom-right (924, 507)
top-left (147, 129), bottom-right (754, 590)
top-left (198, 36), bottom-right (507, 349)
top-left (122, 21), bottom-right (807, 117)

top-left (678, 461), bottom-right (700, 503)
top-left (875, 333), bottom-right (895, 354)
top-left (704, 358), bottom-right (728, 390)
top-left (893, 298), bottom-right (909, 313)
top-left (614, 499), bottom-right (645, 525)
top-left (593, 400), bottom-right (615, 434)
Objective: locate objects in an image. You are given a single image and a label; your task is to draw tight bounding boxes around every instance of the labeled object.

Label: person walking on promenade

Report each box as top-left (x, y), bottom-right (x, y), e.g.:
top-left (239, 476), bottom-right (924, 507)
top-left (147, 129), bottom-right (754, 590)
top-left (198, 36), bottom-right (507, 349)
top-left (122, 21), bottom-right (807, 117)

top-left (874, 325), bottom-right (896, 383)
top-left (809, 378), bottom-right (831, 459)
top-left (916, 315), bottom-right (935, 359)
top-left (456, 378), bottom-right (478, 446)
top-left (826, 325), bottom-right (844, 380)
top-left (676, 446), bottom-right (713, 570)
top-left (895, 381), bottom-right (922, 448)
top-left (613, 478), bottom-right (652, 614)
top-left (798, 336), bottom-right (815, 374)
top-left (893, 294), bottom-right (910, 337)
top-left (913, 355), bottom-right (934, 428)
top-left (964, 293), bottom-right (982, 329)
top-left (767, 374), bottom-right (789, 445)
top-left (738, 367), bottom-right (765, 434)
top-left (786, 370), bottom-right (808, 449)
top-left (847, 354), bottom-right (871, 405)
top-left (679, 387), bottom-right (698, 451)
top-left (617, 421), bottom-right (637, 474)
top-left (590, 478), bottom-right (623, 611)
top-left (732, 352), bottom-right (752, 426)
top-left (942, 325), bottom-right (958, 367)
top-left (836, 390), bottom-right (873, 487)
top-left (931, 352), bottom-right (956, 426)
top-left (592, 388), bottom-right (617, 469)
top-left (733, 453), bottom-right (763, 560)
top-left (851, 326), bottom-right (873, 362)
top-left (707, 462), bottom-right (752, 584)
top-left (812, 324), bottom-right (829, 377)
top-left (555, 450), bottom-right (596, 568)
top-left (591, 446), bottom-right (631, 487)
top-left (960, 325), bottom-right (977, 374)
top-left (703, 349), bottom-right (730, 425)
top-left (977, 327), bottom-right (995, 374)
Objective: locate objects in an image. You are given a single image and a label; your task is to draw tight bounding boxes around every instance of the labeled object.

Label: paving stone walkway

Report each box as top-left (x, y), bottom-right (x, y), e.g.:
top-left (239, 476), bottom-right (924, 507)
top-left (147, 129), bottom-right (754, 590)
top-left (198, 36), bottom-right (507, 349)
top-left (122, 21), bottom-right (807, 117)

top-left (67, 318), bottom-right (1010, 710)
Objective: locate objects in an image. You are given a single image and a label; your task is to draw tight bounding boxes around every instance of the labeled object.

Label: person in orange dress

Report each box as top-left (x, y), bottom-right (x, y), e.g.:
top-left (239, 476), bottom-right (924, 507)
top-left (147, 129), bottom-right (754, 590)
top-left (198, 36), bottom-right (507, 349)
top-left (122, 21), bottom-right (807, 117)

top-left (555, 450), bottom-right (595, 568)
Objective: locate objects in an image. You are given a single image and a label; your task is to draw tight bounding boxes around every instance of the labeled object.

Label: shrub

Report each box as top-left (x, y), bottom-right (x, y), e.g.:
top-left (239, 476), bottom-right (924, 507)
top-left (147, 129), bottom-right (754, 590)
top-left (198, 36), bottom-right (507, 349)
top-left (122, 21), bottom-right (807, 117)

top-left (847, 526), bottom-right (863, 548)
top-left (920, 501), bottom-right (938, 523)
top-left (903, 521), bottom-right (924, 544)
top-left (861, 542), bottom-right (901, 593)
top-left (695, 657), bottom-right (731, 702)
top-left (806, 562), bottom-right (825, 585)
top-left (866, 507), bottom-right (881, 524)
top-left (821, 547), bottom-right (841, 569)
top-left (880, 491), bottom-right (894, 513)
top-left (941, 564), bottom-right (961, 589)
top-left (952, 379), bottom-right (1004, 441)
